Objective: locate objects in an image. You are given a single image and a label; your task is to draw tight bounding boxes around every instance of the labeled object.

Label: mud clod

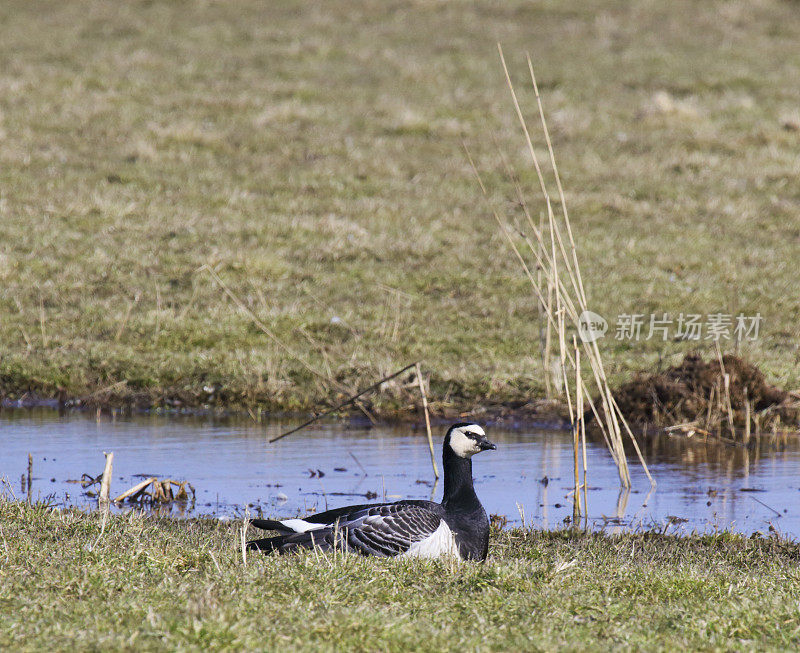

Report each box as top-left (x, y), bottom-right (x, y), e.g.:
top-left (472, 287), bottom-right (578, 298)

top-left (612, 354), bottom-right (800, 430)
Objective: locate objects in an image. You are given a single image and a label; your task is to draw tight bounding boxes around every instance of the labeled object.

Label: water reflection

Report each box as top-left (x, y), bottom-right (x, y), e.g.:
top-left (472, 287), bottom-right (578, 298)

top-left (1, 409), bottom-right (799, 538)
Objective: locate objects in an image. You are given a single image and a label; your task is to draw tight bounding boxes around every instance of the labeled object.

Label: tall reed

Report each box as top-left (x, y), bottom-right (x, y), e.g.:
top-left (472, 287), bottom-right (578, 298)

top-left (468, 46), bottom-right (655, 489)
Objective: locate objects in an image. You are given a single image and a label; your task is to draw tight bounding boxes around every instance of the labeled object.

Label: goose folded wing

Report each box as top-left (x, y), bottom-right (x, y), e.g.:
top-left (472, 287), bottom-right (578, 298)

top-left (340, 503), bottom-right (444, 557)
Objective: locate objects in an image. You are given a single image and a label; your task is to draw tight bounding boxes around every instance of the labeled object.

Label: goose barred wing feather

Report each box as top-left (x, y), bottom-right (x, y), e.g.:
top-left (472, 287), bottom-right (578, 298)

top-left (340, 503), bottom-right (444, 557)
top-left (248, 501), bottom-right (446, 557)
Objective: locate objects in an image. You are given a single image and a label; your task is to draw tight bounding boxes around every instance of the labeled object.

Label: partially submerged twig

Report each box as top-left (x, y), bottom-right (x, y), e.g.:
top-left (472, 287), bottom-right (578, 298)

top-left (113, 477), bottom-right (157, 503)
top-left (348, 451), bottom-right (368, 476)
top-left (269, 362), bottom-right (418, 443)
top-left (112, 477), bottom-right (195, 505)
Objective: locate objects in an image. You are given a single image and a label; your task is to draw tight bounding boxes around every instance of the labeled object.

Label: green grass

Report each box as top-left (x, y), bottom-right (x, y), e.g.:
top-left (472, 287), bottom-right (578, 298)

top-left (2, 499), bottom-right (799, 650)
top-left (2, 0), bottom-right (800, 414)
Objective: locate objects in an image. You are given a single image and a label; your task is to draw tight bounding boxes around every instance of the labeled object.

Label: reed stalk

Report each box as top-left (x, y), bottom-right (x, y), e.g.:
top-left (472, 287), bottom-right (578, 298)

top-left (715, 345), bottom-right (736, 439)
top-left (240, 507), bottom-right (249, 567)
top-left (415, 363), bottom-right (440, 479)
top-left (744, 390), bottom-right (751, 445)
top-left (479, 45), bottom-right (657, 489)
top-left (98, 451), bottom-right (114, 508)
top-left (572, 338), bottom-right (581, 520)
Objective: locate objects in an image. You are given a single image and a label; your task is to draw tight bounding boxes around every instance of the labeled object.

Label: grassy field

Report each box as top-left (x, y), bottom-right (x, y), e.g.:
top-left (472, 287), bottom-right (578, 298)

top-left (1, 0), bottom-right (800, 414)
top-left (2, 499), bottom-right (799, 651)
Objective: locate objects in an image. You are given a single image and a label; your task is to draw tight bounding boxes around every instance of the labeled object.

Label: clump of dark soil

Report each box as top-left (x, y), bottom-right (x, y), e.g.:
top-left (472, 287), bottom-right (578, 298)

top-left (612, 354), bottom-right (800, 431)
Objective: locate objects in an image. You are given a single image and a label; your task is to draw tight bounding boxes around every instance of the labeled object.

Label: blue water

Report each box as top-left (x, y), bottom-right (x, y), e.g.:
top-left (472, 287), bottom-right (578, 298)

top-left (2, 409), bottom-right (799, 537)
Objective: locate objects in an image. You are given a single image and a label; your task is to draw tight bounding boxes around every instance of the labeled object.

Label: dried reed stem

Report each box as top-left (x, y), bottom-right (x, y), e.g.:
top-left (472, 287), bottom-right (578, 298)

top-left (744, 389), bottom-right (751, 445)
top-left (494, 141), bottom-right (554, 398)
top-left (415, 363), bottom-right (440, 479)
top-left (715, 344), bottom-right (736, 438)
top-left (98, 451), bottom-right (114, 507)
top-left (527, 54), bottom-right (588, 307)
top-left (38, 295), bottom-right (48, 348)
top-left (468, 145), bottom-right (620, 473)
top-left (114, 293), bottom-right (140, 342)
top-left (573, 338), bottom-right (581, 520)
top-left (201, 264), bottom-right (335, 390)
top-left (487, 44), bottom-right (657, 488)
top-left (241, 507), bottom-right (249, 567)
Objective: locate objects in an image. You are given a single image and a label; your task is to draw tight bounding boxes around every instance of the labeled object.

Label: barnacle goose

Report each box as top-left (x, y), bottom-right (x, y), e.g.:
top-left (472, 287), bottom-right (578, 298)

top-left (247, 423), bottom-right (496, 561)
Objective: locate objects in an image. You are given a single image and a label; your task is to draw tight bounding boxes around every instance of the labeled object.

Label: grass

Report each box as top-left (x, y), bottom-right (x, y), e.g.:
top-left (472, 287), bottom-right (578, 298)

top-left (2, 498), bottom-right (799, 650)
top-left (2, 0), bottom-right (800, 415)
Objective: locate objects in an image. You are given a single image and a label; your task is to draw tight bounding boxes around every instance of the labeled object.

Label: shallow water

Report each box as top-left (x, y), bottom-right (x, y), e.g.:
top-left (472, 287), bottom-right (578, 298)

top-left (2, 409), bottom-right (799, 538)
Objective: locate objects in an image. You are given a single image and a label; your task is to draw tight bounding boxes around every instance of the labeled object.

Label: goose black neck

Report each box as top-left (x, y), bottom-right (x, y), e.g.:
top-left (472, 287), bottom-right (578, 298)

top-left (442, 444), bottom-right (481, 511)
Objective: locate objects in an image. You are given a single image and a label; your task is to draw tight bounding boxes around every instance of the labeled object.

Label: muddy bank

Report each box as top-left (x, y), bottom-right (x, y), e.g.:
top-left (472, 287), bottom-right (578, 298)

top-left (0, 358), bottom-right (579, 427)
top-left (611, 354), bottom-right (800, 432)
top-left (4, 354), bottom-right (799, 435)
top-left (0, 385), bottom-right (571, 430)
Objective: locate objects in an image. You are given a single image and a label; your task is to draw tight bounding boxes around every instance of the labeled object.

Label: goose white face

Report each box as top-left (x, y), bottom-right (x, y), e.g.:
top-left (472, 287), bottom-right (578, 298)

top-left (448, 424), bottom-right (488, 458)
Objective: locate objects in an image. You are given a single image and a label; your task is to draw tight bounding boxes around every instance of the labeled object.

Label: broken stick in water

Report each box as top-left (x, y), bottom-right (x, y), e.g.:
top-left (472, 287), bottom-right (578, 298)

top-left (269, 362), bottom-right (419, 443)
top-left (111, 477), bottom-right (195, 504)
top-left (113, 477), bottom-right (157, 503)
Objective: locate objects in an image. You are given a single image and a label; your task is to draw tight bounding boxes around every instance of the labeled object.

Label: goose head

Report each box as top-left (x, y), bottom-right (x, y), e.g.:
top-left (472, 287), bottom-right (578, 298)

top-left (445, 423), bottom-right (496, 459)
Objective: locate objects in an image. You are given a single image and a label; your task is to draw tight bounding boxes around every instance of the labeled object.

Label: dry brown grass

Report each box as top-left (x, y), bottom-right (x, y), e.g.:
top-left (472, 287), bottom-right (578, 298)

top-left (1, 0), bottom-right (799, 415)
